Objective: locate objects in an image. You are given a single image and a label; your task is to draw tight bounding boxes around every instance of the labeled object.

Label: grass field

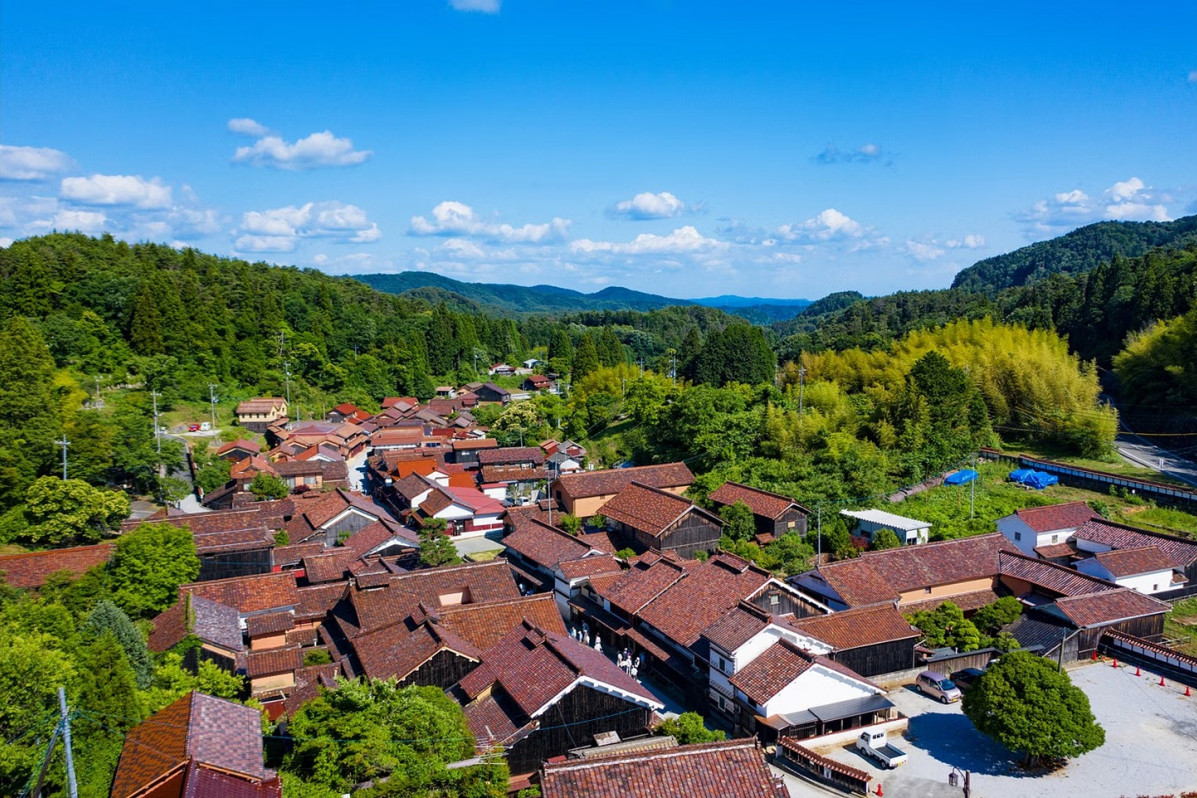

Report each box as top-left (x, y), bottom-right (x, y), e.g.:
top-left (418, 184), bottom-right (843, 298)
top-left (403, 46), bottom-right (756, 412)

top-left (1165, 597), bottom-right (1197, 656)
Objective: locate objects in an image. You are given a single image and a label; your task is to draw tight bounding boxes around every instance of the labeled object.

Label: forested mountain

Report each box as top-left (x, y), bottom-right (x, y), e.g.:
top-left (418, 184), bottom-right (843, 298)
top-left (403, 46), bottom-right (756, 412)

top-left (951, 215), bottom-right (1197, 294)
top-left (354, 271), bottom-right (695, 314)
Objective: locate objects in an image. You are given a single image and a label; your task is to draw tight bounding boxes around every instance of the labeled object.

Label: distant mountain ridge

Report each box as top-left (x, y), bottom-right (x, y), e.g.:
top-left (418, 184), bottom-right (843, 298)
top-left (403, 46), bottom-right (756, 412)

top-left (951, 215), bottom-right (1197, 293)
top-left (353, 272), bottom-right (811, 319)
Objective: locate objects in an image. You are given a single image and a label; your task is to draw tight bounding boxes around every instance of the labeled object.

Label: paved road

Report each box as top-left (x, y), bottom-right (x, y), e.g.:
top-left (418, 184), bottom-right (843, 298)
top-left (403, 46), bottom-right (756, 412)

top-left (1115, 432), bottom-right (1197, 487)
top-left (345, 450), bottom-right (369, 493)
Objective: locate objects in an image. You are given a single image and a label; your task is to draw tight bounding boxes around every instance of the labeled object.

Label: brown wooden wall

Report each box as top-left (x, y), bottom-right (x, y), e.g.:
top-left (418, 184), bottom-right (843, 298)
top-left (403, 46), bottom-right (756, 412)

top-left (398, 649), bottom-right (477, 690)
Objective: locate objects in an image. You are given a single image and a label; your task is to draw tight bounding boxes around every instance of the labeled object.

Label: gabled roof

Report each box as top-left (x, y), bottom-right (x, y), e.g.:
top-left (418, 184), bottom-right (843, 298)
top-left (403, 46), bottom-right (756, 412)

top-left (840, 508), bottom-right (931, 533)
top-left (451, 438), bottom-right (499, 451)
top-left (480, 464), bottom-right (547, 484)
top-left (730, 639), bottom-right (877, 706)
top-left (235, 397), bottom-right (286, 414)
top-left (997, 550), bottom-right (1121, 597)
top-left (149, 594), bottom-right (243, 653)
top-left (477, 446), bottom-right (545, 466)
top-left (600, 550), bottom-right (693, 615)
top-left (460, 622), bottom-right (662, 725)
top-left (353, 619), bottom-right (482, 682)
top-left (1051, 588), bottom-right (1169, 628)
top-left (347, 560), bottom-right (520, 633)
top-left (701, 603), bottom-right (771, 653)
top-left (556, 554), bottom-right (623, 581)
top-left (111, 691), bottom-right (267, 798)
top-left (180, 572), bottom-right (298, 616)
top-left (638, 553), bottom-right (773, 648)
top-left (429, 593), bottom-right (568, 651)
top-left (338, 519), bottom-right (418, 558)
top-left (1073, 518), bottom-right (1197, 568)
top-left (1013, 501), bottom-right (1096, 533)
top-left (216, 439), bottom-right (261, 456)
top-left (0, 543), bottom-right (114, 589)
top-left (553, 462), bottom-right (695, 501)
top-left (1091, 546), bottom-right (1178, 577)
top-left (708, 482), bottom-right (809, 520)
top-left (245, 646), bottom-right (304, 678)
top-left (502, 519), bottom-right (598, 569)
top-left (802, 533), bottom-right (1015, 607)
top-left (600, 482), bottom-right (720, 538)
top-left (538, 738), bottom-right (788, 798)
top-left (784, 604), bottom-right (919, 651)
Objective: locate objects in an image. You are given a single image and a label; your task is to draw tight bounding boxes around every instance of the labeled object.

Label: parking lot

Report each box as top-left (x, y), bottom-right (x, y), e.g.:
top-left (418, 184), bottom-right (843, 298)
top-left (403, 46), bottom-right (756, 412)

top-left (814, 662), bottom-right (1197, 798)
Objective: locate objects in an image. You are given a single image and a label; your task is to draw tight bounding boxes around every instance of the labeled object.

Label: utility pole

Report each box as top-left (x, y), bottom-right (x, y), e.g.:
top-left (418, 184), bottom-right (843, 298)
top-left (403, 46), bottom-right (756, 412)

top-left (671, 351), bottom-right (677, 387)
top-left (92, 374), bottom-right (104, 409)
top-left (208, 383), bottom-right (218, 430)
top-left (816, 504), bottom-right (822, 564)
top-left (283, 361), bottom-right (292, 406)
top-left (56, 436), bottom-right (70, 480)
top-left (970, 454), bottom-right (976, 520)
top-left (151, 389), bottom-right (162, 453)
top-left (59, 687), bottom-right (78, 798)
top-left (798, 366), bottom-right (806, 416)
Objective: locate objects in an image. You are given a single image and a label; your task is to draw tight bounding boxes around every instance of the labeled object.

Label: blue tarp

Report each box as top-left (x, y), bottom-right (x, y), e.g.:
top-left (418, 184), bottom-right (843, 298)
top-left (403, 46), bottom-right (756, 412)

top-left (944, 469), bottom-right (978, 485)
top-left (1009, 469), bottom-right (1058, 489)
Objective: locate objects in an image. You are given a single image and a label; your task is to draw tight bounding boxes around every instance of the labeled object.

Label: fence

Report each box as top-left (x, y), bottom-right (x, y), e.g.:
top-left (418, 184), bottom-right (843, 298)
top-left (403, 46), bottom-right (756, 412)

top-left (774, 737), bottom-right (872, 795)
top-left (978, 448), bottom-right (1197, 511)
top-left (874, 648), bottom-right (1002, 688)
top-left (1100, 630), bottom-right (1197, 686)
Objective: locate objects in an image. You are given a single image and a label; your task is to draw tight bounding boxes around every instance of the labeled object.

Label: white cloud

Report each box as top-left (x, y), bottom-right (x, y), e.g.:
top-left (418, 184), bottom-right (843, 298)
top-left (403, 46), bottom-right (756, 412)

top-left (570, 225), bottom-right (728, 255)
top-left (236, 201), bottom-right (382, 252)
top-left (777, 208), bottom-right (863, 242)
top-left (813, 143), bottom-right (889, 165)
top-left (1189, 70), bottom-right (1197, 83)
top-left (450, 0), bottom-right (500, 12)
top-left (60, 174), bottom-right (173, 209)
top-left (0, 145), bottom-right (74, 181)
top-left (228, 118), bottom-right (271, 136)
top-left (233, 129), bottom-right (373, 170)
top-left (903, 240), bottom-right (946, 261)
top-left (1017, 177), bottom-right (1172, 235)
top-left (409, 200), bottom-right (570, 243)
top-left (0, 238), bottom-right (13, 248)
top-left (442, 239), bottom-right (488, 258)
top-left (610, 191), bottom-right (687, 220)
top-left (52, 210), bottom-right (108, 235)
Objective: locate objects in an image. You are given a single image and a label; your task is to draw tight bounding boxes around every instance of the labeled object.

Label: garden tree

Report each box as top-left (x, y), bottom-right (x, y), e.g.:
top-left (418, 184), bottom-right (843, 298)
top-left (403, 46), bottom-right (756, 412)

top-left (870, 527), bottom-right (902, 550)
top-left (972, 596), bottom-right (1024, 637)
top-left (82, 599), bottom-right (153, 687)
top-left (139, 653), bottom-right (247, 716)
top-left (10, 476), bottom-right (130, 545)
top-left (907, 601), bottom-right (982, 652)
top-left (418, 518), bottom-right (461, 567)
top-left (718, 501), bottom-right (755, 543)
top-left (656, 712), bottom-right (725, 744)
top-left (559, 514), bottom-right (582, 534)
top-left (0, 316), bottom-right (60, 509)
top-left (815, 515), bottom-right (858, 561)
top-left (492, 401), bottom-right (544, 447)
top-left (0, 632), bottom-right (76, 796)
top-left (693, 323), bottom-right (776, 387)
top-left (76, 631), bottom-right (142, 729)
top-left (963, 651), bottom-right (1105, 766)
top-left (250, 471), bottom-right (290, 500)
top-left (572, 332), bottom-right (600, 379)
top-left (194, 455), bottom-right (232, 493)
top-left (283, 679), bottom-right (488, 795)
top-left (39, 565), bottom-right (111, 617)
top-left (108, 522), bottom-right (201, 618)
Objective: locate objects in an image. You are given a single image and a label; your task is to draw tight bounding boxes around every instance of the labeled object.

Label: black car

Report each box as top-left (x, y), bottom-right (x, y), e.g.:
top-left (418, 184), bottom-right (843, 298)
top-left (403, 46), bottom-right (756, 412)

top-left (950, 667), bottom-right (985, 690)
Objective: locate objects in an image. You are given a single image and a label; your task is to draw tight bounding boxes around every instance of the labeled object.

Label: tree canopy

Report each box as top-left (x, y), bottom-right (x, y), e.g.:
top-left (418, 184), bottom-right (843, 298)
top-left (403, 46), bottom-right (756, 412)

top-left (962, 651), bottom-right (1105, 766)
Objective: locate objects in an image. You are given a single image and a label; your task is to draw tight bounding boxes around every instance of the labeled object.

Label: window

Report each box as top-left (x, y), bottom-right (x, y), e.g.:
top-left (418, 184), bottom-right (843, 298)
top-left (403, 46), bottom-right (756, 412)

top-left (769, 593), bottom-right (780, 606)
top-left (1014, 532), bottom-right (1022, 541)
top-left (1052, 534), bottom-right (1059, 543)
top-left (925, 586), bottom-right (933, 594)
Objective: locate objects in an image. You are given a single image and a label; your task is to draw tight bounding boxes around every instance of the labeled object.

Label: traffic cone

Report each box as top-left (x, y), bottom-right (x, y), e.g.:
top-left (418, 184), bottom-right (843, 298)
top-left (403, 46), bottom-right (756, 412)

top-left (1091, 651), bottom-right (1097, 661)
top-left (1135, 667), bottom-right (1141, 677)
top-left (1186, 686), bottom-right (1191, 697)
top-left (1160, 676), bottom-right (1167, 687)
top-left (1111, 658), bottom-right (1118, 668)
top-left (875, 783), bottom-right (883, 797)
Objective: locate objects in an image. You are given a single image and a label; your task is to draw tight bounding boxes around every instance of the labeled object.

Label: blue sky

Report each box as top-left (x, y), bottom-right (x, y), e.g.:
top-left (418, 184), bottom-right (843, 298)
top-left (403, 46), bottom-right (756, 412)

top-left (2, 1), bottom-right (1194, 299)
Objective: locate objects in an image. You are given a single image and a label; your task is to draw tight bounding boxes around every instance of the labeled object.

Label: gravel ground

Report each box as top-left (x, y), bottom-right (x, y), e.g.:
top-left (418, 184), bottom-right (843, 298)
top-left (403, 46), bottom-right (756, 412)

top-left (815, 662), bottom-right (1197, 798)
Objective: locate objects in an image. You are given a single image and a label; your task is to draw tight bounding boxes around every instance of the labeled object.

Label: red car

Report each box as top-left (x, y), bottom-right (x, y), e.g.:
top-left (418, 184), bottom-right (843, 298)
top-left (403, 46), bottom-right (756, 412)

top-left (187, 424), bottom-right (201, 432)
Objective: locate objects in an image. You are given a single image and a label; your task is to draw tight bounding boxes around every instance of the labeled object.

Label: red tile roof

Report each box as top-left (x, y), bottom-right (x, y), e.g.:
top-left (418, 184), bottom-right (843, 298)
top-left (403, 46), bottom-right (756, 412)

top-left (600, 551), bottom-right (693, 615)
top-left (808, 533), bottom-right (1016, 607)
top-left (1052, 588), bottom-right (1169, 628)
top-left (785, 604), bottom-right (919, 651)
top-left (730, 639), bottom-right (877, 705)
top-left (148, 594), bottom-right (243, 653)
top-left (1074, 518), bottom-right (1197, 568)
top-left (431, 593), bottom-right (567, 651)
top-left (556, 554), bottom-right (623, 581)
top-left (701, 603), bottom-right (771, 653)
top-left (353, 620), bottom-right (481, 682)
top-left (599, 482), bottom-right (719, 538)
top-left (553, 462), bottom-right (695, 501)
top-left (539, 739), bottom-right (788, 798)
top-left (236, 397), bottom-right (286, 414)
top-left (503, 520), bottom-right (599, 568)
top-left (638, 553), bottom-right (773, 647)
top-left (216, 439), bottom-right (262, 456)
top-left (1090, 546), bottom-right (1178, 577)
top-left (0, 543), bottom-right (114, 589)
top-left (245, 646), bottom-right (304, 677)
top-left (348, 560), bottom-right (520, 633)
top-left (708, 482), bottom-right (809, 520)
top-left (111, 692), bottom-right (266, 798)
top-left (479, 464), bottom-right (547, 484)
top-left (1014, 501), bottom-right (1096, 533)
top-left (245, 611), bottom-right (295, 637)
top-left (998, 550), bottom-right (1121, 597)
top-left (477, 446), bottom-right (545, 466)
top-left (180, 572), bottom-right (299, 615)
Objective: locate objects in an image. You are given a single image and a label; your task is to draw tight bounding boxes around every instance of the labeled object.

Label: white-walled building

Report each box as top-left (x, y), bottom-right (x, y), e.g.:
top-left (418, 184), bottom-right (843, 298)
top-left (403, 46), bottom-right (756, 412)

top-left (841, 508), bottom-right (932, 545)
top-left (1075, 546), bottom-right (1185, 595)
top-left (995, 501), bottom-right (1095, 558)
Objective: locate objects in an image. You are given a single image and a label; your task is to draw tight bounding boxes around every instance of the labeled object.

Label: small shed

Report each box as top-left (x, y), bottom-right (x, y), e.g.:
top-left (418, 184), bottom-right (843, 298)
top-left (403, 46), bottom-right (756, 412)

top-left (840, 509), bottom-right (931, 546)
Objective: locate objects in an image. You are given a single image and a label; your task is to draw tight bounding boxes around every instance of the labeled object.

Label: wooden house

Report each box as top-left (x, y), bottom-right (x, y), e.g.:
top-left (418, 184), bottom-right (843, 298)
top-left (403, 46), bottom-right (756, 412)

top-left (551, 462), bottom-right (694, 518)
top-left (598, 481), bottom-right (723, 559)
top-left (235, 397), bottom-right (288, 433)
top-left (708, 481), bottom-right (809, 539)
